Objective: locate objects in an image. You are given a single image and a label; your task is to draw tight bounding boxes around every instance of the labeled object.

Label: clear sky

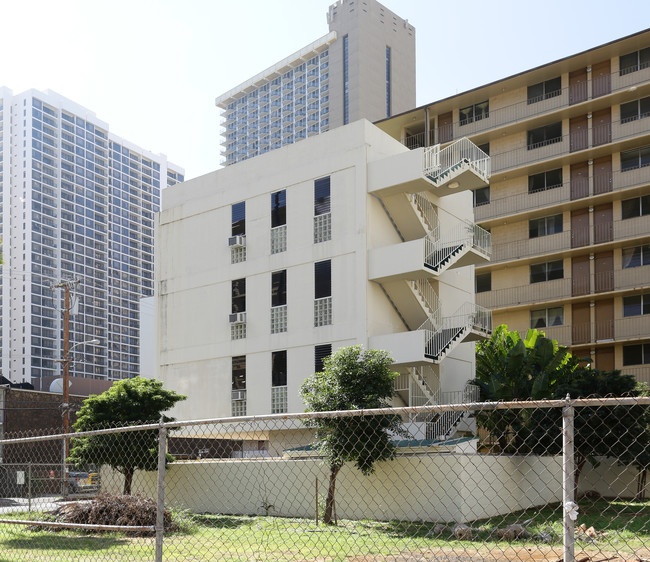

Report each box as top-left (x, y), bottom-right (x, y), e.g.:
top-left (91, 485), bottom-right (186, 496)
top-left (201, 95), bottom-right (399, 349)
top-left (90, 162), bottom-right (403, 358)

top-left (3, 0), bottom-right (649, 180)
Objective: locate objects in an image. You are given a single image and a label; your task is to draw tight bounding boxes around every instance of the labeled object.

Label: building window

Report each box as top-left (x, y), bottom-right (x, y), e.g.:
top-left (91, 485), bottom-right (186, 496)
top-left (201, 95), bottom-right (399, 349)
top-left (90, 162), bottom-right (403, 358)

top-left (271, 350), bottom-right (288, 414)
top-left (528, 169), bottom-right (562, 193)
top-left (531, 307), bottom-right (564, 329)
top-left (343, 35), bottom-right (349, 125)
top-left (623, 293), bottom-right (650, 317)
top-left (314, 260), bottom-right (332, 327)
top-left (459, 100), bottom-right (489, 126)
top-left (620, 146), bottom-right (650, 172)
top-left (271, 270), bottom-right (287, 334)
top-left (529, 214), bottom-right (563, 238)
top-left (477, 142), bottom-right (490, 155)
top-left (473, 186), bottom-right (490, 207)
top-left (475, 272), bottom-right (491, 293)
top-left (231, 355), bottom-right (246, 417)
top-left (232, 278), bottom-right (246, 313)
top-left (271, 190), bottom-right (286, 227)
top-left (623, 343), bottom-right (650, 365)
top-left (619, 47), bottom-right (650, 76)
top-left (622, 245), bottom-right (650, 268)
top-left (527, 77), bottom-right (562, 104)
top-left (232, 201), bottom-right (245, 235)
top-left (620, 97), bottom-right (650, 123)
top-left (621, 195), bottom-right (650, 219)
top-left (527, 122), bottom-right (562, 150)
top-left (385, 46), bottom-right (391, 118)
top-left (530, 260), bottom-right (563, 284)
top-left (314, 176), bottom-right (331, 243)
top-left (315, 343), bottom-right (332, 373)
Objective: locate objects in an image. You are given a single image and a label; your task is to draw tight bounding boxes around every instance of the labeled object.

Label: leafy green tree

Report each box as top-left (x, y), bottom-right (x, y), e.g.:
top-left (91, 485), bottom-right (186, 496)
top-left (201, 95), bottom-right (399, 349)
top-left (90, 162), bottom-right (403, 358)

top-left (68, 377), bottom-right (186, 494)
top-left (300, 346), bottom-right (403, 525)
top-left (472, 326), bottom-right (580, 451)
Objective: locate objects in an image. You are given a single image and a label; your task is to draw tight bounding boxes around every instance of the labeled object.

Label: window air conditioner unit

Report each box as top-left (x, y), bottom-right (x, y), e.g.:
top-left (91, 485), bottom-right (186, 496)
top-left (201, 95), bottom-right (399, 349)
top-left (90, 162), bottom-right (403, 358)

top-left (229, 235), bottom-right (246, 248)
top-left (229, 312), bottom-right (247, 324)
top-left (231, 389), bottom-right (246, 401)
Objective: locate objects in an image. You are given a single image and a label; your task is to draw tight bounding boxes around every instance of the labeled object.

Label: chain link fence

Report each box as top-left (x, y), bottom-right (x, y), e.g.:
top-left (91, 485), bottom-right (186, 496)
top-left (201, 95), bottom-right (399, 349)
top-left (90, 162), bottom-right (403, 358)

top-left (0, 397), bottom-right (648, 561)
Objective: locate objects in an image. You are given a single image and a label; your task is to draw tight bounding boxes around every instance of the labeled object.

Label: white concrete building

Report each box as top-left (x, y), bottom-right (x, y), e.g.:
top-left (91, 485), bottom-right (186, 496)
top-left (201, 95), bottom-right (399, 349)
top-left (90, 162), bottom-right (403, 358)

top-left (0, 88), bottom-right (183, 390)
top-left (156, 120), bottom-right (491, 438)
top-left (216, 0), bottom-right (416, 166)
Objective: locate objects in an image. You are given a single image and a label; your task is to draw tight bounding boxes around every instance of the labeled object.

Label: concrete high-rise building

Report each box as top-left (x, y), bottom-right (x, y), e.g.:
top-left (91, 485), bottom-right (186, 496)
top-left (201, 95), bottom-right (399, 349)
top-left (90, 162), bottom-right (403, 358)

top-left (0, 88), bottom-right (183, 391)
top-left (215, 0), bottom-right (415, 166)
top-left (377, 28), bottom-right (650, 385)
top-left (156, 119), bottom-right (491, 443)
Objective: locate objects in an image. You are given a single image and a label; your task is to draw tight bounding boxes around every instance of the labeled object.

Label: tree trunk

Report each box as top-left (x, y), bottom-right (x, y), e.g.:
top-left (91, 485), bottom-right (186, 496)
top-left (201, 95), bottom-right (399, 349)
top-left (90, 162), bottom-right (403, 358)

top-left (323, 463), bottom-right (340, 525)
top-left (123, 467), bottom-right (135, 495)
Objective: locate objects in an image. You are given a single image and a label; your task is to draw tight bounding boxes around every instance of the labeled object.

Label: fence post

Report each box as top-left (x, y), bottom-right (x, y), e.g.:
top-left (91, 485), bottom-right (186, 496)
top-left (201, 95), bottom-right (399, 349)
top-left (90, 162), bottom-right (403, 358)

top-left (562, 395), bottom-right (575, 562)
top-left (155, 419), bottom-right (167, 562)
top-left (28, 463), bottom-right (32, 513)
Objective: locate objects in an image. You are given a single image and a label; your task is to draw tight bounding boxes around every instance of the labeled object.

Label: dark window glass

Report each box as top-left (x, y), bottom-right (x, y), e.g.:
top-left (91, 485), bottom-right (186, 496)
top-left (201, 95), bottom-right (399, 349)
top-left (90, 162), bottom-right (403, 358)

top-left (232, 278), bottom-right (246, 313)
top-left (315, 344), bottom-right (332, 373)
top-left (232, 355), bottom-right (246, 390)
top-left (232, 201), bottom-right (245, 235)
top-left (527, 77), bottom-right (561, 104)
top-left (314, 176), bottom-right (331, 216)
top-left (272, 350), bottom-right (287, 387)
top-left (271, 270), bottom-right (287, 307)
top-left (531, 307), bottom-right (564, 328)
top-left (623, 343), bottom-right (650, 365)
top-left (530, 260), bottom-right (563, 283)
top-left (621, 146), bottom-right (650, 171)
top-left (528, 169), bottom-right (562, 194)
top-left (622, 195), bottom-right (650, 219)
top-left (475, 272), bottom-right (491, 293)
top-left (529, 214), bottom-right (563, 238)
top-left (473, 186), bottom-right (490, 207)
top-left (622, 245), bottom-right (650, 268)
top-left (620, 47), bottom-right (650, 75)
top-left (623, 295), bottom-right (642, 317)
top-left (477, 142), bottom-right (490, 155)
top-left (527, 122), bottom-right (562, 149)
top-left (271, 190), bottom-right (286, 228)
top-left (459, 100), bottom-right (489, 126)
top-left (315, 260), bottom-right (331, 299)
top-left (620, 97), bottom-right (650, 123)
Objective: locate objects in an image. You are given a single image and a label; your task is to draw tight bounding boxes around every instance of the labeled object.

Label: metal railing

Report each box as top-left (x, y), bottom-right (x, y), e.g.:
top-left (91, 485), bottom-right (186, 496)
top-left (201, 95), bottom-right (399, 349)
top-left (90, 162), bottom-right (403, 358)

top-left (422, 302), bottom-right (492, 361)
top-left (424, 220), bottom-right (492, 271)
top-left (407, 191), bottom-right (438, 233)
top-left (423, 137), bottom-right (491, 183)
top-left (409, 278), bottom-right (440, 320)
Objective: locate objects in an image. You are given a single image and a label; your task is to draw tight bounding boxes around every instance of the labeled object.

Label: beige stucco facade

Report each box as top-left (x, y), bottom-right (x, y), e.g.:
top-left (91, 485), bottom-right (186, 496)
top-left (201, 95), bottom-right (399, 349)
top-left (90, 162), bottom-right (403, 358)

top-left (376, 29), bottom-right (650, 384)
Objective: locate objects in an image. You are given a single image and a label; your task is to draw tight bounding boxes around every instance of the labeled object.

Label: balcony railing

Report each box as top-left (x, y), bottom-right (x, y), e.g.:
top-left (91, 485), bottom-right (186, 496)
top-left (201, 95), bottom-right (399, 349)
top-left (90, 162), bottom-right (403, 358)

top-left (396, 66), bottom-right (650, 149)
top-left (489, 217), bottom-right (650, 264)
top-left (477, 264), bottom-right (650, 309)
top-left (475, 166), bottom-right (650, 222)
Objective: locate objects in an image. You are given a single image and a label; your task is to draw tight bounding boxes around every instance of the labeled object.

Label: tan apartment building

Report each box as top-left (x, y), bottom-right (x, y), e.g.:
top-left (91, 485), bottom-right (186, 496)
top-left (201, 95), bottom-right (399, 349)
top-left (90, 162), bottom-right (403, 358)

top-left (376, 28), bottom-right (650, 384)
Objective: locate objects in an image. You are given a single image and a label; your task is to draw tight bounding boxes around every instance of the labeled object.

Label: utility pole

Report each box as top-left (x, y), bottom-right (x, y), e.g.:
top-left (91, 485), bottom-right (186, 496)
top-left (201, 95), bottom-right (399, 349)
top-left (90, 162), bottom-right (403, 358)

top-left (52, 279), bottom-right (79, 495)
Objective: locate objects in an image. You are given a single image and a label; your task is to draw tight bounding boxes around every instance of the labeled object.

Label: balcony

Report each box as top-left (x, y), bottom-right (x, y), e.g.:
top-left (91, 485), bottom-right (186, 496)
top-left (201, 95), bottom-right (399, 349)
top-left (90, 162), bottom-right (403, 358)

top-left (368, 138), bottom-right (490, 197)
top-left (369, 221), bottom-right (491, 283)
top-left (477, 264), bottom-right (650, 310)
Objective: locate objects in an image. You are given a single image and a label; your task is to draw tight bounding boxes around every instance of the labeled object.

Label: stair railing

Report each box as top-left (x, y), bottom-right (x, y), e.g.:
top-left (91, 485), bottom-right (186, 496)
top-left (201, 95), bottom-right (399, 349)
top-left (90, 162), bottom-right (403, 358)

top-left (423, 137), bottom-right (491, 183)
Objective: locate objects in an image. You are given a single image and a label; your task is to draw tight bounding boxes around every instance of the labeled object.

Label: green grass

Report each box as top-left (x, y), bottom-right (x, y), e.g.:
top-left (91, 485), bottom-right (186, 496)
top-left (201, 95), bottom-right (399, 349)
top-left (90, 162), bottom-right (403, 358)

top-left (0, 498), bottom-right (647, 561)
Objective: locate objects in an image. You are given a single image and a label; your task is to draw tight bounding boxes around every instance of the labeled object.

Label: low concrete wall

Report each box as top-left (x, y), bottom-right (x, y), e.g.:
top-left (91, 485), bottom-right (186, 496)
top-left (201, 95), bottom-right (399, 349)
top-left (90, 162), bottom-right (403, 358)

top-left (102, 453), bottom-right (565, 523)
top-left (100, 454), bottom-right (646, 524)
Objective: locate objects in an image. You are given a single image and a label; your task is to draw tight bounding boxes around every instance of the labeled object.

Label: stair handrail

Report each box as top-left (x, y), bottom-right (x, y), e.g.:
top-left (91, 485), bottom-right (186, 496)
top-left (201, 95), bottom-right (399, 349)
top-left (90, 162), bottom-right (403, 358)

top-left (409, 279), bottom-right (440, 320)
top-left (430, 382), bottom-right (481, 440)
top-left (423, 220), bottom-right (492, 270)
top-left (407, 192), bottom-right (439, 234)
top-left (423, 137), bottom-right (491, 182)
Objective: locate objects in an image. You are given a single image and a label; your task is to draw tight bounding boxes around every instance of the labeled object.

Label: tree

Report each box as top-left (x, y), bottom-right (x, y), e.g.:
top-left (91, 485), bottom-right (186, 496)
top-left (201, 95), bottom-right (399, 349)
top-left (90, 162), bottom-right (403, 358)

top-left (300, 346), bottom-right (403, 525)
top-left (68, 377), bottom-right (186, 494)
top-left (472, 326), bottom-right (580, 451)
top-left (474, 325), bottom-right (650, 494)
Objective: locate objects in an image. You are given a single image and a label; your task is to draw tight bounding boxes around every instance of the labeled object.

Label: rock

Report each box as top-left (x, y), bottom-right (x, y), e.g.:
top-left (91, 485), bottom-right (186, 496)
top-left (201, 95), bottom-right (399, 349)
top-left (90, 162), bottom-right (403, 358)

top-left (452, 523), bottom-right (472, 540)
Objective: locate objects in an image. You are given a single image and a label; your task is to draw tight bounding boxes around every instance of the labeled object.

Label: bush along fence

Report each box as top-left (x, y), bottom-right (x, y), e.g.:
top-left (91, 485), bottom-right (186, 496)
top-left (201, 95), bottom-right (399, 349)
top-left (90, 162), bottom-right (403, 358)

top-left (0, 396), bottom-right (648, 561)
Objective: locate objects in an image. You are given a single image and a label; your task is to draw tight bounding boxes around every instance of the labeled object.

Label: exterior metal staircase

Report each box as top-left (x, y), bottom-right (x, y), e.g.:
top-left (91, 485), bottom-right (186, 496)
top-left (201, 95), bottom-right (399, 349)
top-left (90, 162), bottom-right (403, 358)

top-left (424, 221), bottom-right (491, 274)
top-left (422, 302), bottom-right (492, 363)
top-left (423, 138), bottom-right (491, 187)
top-left (427, 384), bottom-right (481, 441)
